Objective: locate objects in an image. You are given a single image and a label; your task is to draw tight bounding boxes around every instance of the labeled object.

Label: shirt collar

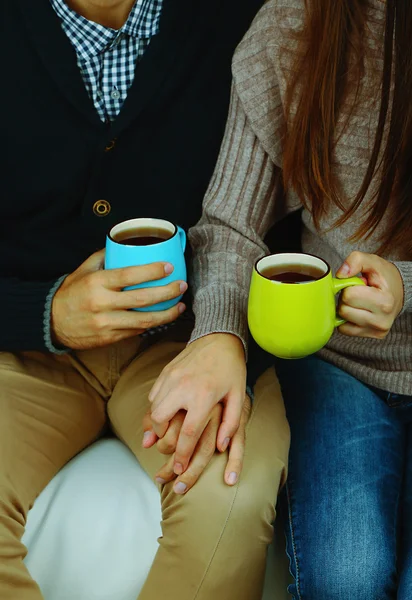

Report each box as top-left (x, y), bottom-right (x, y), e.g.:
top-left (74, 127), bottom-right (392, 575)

top-left (123, 0), bottom-right (162, 39)
top-left (50, 0), bottom-right (162, 59)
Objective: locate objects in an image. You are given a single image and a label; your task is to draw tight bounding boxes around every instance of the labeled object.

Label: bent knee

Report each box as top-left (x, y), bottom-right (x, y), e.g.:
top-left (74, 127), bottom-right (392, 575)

top-left (164, 457), bottom-right (280, 530)
top-left (229, 464), bottom-right (286, 541)
top-left (188, 463), bottom-right (280, 536)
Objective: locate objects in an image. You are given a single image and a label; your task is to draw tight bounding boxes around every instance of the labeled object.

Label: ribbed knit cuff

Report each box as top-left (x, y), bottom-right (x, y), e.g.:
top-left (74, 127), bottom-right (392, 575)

top-left (0, 279), bottom-right (65, 352)
top-left (43, 275), bottom-right (70, 355)
top-left (189, 285), bottom-right (249, 355)
top-left (392, 261), bottom-right (412, 313)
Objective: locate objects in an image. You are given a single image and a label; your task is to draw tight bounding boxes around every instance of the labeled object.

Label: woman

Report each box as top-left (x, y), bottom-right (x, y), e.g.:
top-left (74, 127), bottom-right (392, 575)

top-left (187, 0), bottom-right (412, 598)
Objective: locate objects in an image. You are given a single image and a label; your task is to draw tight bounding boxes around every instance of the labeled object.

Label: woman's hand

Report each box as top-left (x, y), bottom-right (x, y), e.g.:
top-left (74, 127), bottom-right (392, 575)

top-left (52, 250), bottom-right (186, 349)
top-left (147, 333), bottom-right (247, 476)
top-left (337, 251), bottom-right (404, 339)
top-left (143, 397), bottom-right (251, 494)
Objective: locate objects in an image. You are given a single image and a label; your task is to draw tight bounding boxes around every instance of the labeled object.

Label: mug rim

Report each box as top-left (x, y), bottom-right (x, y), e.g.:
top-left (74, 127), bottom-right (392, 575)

top-left (108, 218), bottom-right (178, 247)
top-left (255, 252), bottom-right (331, 284)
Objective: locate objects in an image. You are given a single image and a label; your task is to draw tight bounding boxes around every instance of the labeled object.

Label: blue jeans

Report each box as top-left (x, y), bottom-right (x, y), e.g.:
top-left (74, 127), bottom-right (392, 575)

top-left (275, 356), bottom-right (412, 600)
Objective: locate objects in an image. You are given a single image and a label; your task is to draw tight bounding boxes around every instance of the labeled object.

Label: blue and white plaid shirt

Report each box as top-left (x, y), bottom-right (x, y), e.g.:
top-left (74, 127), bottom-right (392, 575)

top-left (50, 0), bottom-right (163, 122)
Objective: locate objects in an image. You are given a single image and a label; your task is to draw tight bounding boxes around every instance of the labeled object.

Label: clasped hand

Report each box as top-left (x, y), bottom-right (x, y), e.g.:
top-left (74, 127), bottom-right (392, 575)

top-left (143, 334), bottom-right (249, 494)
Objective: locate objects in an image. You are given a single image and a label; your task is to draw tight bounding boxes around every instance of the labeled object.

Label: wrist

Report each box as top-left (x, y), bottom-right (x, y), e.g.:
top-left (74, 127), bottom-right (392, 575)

top-left (191, 332), bottom-right (245, 352)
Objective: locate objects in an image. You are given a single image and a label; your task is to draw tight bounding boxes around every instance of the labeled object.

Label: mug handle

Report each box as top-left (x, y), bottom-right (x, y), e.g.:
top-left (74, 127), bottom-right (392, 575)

top-left (332, 277), bottom-right (366, 327)
top-left (177, 226), bottom-right (187, 252)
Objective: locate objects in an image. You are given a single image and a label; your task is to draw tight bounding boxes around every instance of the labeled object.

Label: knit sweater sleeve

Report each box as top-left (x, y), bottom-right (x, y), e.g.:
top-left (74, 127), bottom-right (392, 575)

top-left (188, 88), bottom-right (281, 351)
top-left (188, 0), bottom-right (289, 350)
top-left (393, 262), bottom-right (412, 313)
top-left (0, 277), bottom-right (63, 352)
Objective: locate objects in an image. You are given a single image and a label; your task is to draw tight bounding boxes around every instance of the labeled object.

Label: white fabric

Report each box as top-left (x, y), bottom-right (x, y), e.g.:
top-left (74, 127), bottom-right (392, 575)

top-left (23, 439), bottom-right (289, 599)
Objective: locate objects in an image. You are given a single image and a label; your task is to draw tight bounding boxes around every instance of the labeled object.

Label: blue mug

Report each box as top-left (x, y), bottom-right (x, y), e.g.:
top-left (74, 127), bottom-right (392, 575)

top-left (105, 218), bottom-right (187, 312)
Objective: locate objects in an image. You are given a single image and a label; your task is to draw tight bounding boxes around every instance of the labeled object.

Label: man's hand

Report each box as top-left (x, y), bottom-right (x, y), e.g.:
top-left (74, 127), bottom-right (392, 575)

top-left (337, 251), bottom-right (404, 339)
top-left (147, 333), bottom-right (247, 477)
top-left (143, 397), bottom-right (251, 494)
top-left (52, 250), bottom-right (186, 349)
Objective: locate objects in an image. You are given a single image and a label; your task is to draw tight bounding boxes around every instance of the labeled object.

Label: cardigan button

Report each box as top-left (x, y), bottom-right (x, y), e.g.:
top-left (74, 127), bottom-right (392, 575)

top-left (93, 200), bottom-right (111, 217)
top-left (105, 139), bottom-right (116, 152)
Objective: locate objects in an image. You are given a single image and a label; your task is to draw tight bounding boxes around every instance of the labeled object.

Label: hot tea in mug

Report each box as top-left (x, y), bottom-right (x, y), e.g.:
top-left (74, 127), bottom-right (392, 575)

top-left (248, 252), bottom-right (365, 359)
top-left (260, 263), bottom-right (326, 284)
top-left (112, 226), bottom-right (173, 246)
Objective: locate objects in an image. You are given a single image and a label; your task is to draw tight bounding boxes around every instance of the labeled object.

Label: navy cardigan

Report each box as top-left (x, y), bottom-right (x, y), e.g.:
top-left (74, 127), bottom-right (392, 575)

top-left (0, 0), bottom-right (262, 351)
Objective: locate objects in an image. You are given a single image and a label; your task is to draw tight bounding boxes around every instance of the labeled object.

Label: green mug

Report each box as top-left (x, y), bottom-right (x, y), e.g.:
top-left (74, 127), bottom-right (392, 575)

top-left (248, 252), bottom-right (365, 359)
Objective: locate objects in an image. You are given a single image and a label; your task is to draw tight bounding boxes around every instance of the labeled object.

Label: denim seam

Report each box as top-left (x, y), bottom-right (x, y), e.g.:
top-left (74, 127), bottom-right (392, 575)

top-left (286, 481), bottom-right (303, 600)
top-left (192, 391), bottom-right (264, 599)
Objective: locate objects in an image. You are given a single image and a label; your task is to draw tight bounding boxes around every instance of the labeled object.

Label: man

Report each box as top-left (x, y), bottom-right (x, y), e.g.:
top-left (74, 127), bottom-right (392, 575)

top-left (0, 1), bottom-right (289, 598)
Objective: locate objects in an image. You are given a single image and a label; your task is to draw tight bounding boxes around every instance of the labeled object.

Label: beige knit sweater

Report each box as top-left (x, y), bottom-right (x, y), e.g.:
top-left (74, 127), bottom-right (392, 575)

top-left (188, 0), bottom-right (412, 395)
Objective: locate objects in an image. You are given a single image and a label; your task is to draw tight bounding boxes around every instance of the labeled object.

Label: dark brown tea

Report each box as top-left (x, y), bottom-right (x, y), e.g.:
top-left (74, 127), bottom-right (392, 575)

top-left (261, 263), bottom-right (325, 284)
top-left (113, 226), bottom-right (173, 246)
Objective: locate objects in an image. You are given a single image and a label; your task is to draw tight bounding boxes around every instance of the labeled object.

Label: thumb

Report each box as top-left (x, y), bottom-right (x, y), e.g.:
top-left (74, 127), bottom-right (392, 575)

top-left (337, 251), bottom-right (375, 286)
top-left (337, 251), bottom-right (373, 278)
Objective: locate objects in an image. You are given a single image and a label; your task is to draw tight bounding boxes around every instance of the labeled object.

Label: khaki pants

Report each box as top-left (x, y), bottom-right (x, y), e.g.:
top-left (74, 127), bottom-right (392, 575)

top-left (0, 329), bottom-right (289, 600)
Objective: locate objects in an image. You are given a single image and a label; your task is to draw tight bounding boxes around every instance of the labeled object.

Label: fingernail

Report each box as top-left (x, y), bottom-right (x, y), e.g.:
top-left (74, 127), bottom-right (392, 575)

top-left (180, 282), bottom-right (188, 293)
top-left (164, 263), bottom-right (174, 275)
top-left (143, 431), bottom-right (152, 446)
top-left (174, 462), bottom-right (184, 475)
top-left (156, 477), bottom-right (166, 485)
top-left (221, 437), bottom-right (230, 452)
top-left (338, 262), bottom-right (350, 276)
top-left (174, 482), bottom-right (187, 494)
top-left (178, 303), bottom-right (186, 315)
top-left (227, 472), bottom-right (238, 485)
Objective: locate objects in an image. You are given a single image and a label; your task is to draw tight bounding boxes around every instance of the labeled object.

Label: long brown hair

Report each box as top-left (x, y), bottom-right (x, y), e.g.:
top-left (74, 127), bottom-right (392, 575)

top-left (283, 0), bottom-right (412, 257)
